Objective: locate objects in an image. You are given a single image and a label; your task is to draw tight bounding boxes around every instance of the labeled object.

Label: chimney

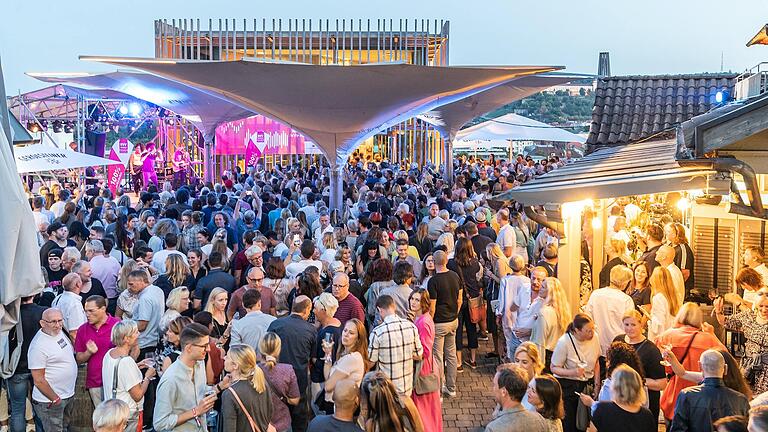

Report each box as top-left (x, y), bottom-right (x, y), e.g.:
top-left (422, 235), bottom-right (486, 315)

top-left (598, 52), bottom-right (611, 77)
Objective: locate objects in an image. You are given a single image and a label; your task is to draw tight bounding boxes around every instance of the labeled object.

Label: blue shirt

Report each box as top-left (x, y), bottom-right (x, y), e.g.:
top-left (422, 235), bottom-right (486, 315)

top-left (133, 285), bottom-right (165, 349)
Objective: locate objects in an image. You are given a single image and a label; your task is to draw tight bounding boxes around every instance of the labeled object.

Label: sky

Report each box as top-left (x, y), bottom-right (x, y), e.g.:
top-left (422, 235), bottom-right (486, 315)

top-left (3, 0), bottom-right (768, 94)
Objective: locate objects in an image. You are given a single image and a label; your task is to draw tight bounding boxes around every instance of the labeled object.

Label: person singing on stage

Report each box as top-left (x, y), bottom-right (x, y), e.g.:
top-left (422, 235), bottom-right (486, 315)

top-left (142, 143), bottom-right (161, 190)
top-left (172, 147), bottom-right (191, 189)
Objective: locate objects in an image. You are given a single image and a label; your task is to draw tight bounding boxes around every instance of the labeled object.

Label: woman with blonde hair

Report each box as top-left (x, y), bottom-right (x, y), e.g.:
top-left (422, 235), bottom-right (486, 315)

top-left (206, 228), bottom-right (232, 269)
top-left (153, 254), bottom-right (194, 298)
top-left (160, 286), bottom-right (190, 332)
top-left (486, 242), bottom-right (514, 359)
top-left (435, 232), bottom-right (455, 258)
top-left (221, 344), bottom-right (274, 431)
top-left (410, 223), bottom-right (433, 259)
top-left (359, 371), bottom-right (424, 432)
top-left (532, 277), bottom-right (571, 369)
top-left (647, 266), bottom-right (680, 341)
top-left (319, 231), bottom-right (338, 264)
top-left (258, 333), bottom-right (300, 432)
top-left (589, 365), bottom-right (656, 431)
top-left (203, 287), bottom-right (229, 338)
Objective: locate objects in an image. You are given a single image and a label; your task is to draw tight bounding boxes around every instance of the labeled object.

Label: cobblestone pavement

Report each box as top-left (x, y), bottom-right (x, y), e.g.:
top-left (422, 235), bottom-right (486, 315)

top-left (442, 339), bottom-right (499, 432)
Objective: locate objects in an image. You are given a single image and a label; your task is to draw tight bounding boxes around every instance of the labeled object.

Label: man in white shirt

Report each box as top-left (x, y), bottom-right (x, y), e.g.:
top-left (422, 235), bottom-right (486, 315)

top-left (313, 211), bottom-right (333, 245)
top-left (509, 266), bottom-right (546, 349)
top-left (52, 273), bottom-right (87, 339)
top-left (285, 240), bottom-right (323, 279)
top-left (49, 189), bottom-right (70, 219)
top-left (585, 265), bottom-right (635, 355)
top-left (29, 308), bottom-right (78, 432)
top-left (496, 255), bottom-right (530, 359)
top-left (496, 209), bottom-right (516, 258)
top-left (150, 233), bottom-right (188, 274)
top-left (656, 245), bottom-right (685, 305)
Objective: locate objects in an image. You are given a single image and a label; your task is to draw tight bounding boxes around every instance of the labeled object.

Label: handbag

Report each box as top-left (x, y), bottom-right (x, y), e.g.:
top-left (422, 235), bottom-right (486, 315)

top-left (468, 295), bottom-right (486, 324)
top-left (568, 333), bottom-right (593, 431)
top-left (413, 358), bottom-right (440, 395)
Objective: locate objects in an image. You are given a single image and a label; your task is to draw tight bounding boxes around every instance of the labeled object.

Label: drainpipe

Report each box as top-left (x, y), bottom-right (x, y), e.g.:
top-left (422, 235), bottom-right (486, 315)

top-left (678, 157), bottom-right (766, 219)
top-left (523, 206), bottom-right (565, 238)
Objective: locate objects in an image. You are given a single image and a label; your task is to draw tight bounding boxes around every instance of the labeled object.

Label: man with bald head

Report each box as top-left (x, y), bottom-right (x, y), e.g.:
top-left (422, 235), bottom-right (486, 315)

top-left (307, 378), bottom-right (362, 431)
top-left (28, 308), bottom-right (78, 432)
top-left (331, 272), bottom-right (365, 327)
top-left (53, 273), bottom-right (87, 339)
top-left (268, 295), bottom-right (317, 432)
top-left (656, 245), bottom-right (685, 305)
top-left (670, 349), bottom-right (749, 432)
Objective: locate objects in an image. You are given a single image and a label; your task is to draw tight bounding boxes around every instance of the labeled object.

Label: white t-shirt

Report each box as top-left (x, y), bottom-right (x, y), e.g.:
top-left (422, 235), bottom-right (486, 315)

top-left (326, 352), bottom-right (365, 402)
top-left (585, 288), bottom-right (635, 355)
top-left (648, 292), bottom-right (675, 342)
top-left (200, 244), bottom-right (233, 261)
top-left (285, 259), bottom-right (323, 279)
top-left (28, 330), bottom-right (78, 402)
top-left (52, 291), bottom-right (86, 333)
top-left (496, 274), bottom-right (530, 330)
top-left (497, 224), bottom-right (516, 252)
top-left (151, 249), bottom-right (188, 274)
top-left (102, 350), bottom-right (144, 412)
top-left (550, 332), bottom-right (601, 381)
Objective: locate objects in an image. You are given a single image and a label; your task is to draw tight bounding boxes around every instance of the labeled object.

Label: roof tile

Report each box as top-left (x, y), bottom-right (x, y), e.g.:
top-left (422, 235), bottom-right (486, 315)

top-left (586, 73), bottom-right (736, 146)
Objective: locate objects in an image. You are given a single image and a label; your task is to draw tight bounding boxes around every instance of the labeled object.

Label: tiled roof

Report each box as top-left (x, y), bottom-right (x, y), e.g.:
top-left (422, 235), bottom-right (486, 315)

top-left (587, 73), bottom-right (737, 146)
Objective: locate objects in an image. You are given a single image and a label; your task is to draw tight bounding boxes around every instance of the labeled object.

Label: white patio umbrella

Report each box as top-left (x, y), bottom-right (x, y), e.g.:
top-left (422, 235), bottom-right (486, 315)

top-left (14, 144), bottom-right (122, 173)
top-left (456, 113), bottom-right (586, 143)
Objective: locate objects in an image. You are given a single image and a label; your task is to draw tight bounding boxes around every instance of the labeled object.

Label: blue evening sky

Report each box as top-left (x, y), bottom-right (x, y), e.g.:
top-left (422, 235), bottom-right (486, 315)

top-left (2, 0), bottom-right (768, 94)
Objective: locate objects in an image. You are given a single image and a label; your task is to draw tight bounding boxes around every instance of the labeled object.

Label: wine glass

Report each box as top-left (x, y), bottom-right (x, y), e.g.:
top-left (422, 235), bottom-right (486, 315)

top-left (576, 361), bottom-right (588, 378)
top-left (659, 344), bottom-right (673, 366)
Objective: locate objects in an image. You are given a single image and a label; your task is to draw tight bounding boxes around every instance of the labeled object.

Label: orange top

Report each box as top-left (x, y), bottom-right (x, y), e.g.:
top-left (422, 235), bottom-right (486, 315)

top-left (656, 325), bottom-right (725, 419)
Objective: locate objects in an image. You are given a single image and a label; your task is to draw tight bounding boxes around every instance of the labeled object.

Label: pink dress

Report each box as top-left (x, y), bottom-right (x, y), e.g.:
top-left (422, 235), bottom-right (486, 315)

top-left (412, 313), bottom-right (443, 432)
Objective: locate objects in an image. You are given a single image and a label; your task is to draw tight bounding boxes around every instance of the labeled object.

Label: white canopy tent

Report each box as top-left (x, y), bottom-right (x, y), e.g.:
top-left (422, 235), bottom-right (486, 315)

top-left (83, 56), bottom-right (560, 208)
top-left (417, 74), bottom-right (573, 182)
top-left (14, 144), bottom-right (122, 173)
top-left (0, 53), bottom-right (46, 377)
top-left (456, 113), bottom-right (587, 143)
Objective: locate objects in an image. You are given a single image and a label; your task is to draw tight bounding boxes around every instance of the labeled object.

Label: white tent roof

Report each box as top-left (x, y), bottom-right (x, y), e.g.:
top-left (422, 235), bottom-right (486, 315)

top-left (83, 57), bottom-right (560, 165)
top-left (14, 144), bottom-right (122, 173)
top-left (419, 74), bottom-right (575, 138)
top-left (456, 113), bottom-right (586, 143)
top-left (29, 71), bottom-right (254, 141)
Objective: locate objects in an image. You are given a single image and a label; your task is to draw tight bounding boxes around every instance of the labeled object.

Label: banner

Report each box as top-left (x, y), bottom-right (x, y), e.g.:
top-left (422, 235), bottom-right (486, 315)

top-left (215, 115), bottom-right (307, 158)
top-left (107, 138), bottom-right (133, 195)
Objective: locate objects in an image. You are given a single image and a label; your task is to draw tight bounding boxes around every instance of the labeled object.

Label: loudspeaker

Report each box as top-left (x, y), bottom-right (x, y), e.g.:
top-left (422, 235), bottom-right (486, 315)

top-left (84, 130), bottom-right (107, 157)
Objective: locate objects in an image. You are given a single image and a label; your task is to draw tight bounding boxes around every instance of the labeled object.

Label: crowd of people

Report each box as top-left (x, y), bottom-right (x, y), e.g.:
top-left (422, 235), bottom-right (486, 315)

top-left (7, 153), bottom-right (768, 432)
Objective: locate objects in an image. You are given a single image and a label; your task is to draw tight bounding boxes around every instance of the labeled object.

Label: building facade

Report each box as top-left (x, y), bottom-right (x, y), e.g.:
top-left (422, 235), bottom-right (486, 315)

top-left (154, 18), bottom-right (450, 170)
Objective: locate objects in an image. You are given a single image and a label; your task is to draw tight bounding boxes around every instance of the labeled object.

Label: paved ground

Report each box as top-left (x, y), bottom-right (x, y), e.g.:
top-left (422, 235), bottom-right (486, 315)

top-left (442, 339), bottom-right (499, 432)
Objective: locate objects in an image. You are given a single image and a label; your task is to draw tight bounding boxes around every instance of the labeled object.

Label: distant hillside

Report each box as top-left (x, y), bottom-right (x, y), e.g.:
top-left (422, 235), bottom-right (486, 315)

top-left (465, 90), bottom-right (596, 132)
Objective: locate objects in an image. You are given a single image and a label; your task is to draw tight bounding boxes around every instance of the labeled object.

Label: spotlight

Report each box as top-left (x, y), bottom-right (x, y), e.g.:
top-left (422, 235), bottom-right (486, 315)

top-left (52, 120), bottom-right (63, 133)
top-left (129, 103), bottom-right (142, 117)
top-left (715, 91), bottom-right (723, 103)
top-left (39, 119), bottom-right (48, 130)
top-left (26, 120), bottom-right (41, 133)
top-left (63, 121), bottom-right (75, 133)
top-left (118, 105), bottom-right (129, 116)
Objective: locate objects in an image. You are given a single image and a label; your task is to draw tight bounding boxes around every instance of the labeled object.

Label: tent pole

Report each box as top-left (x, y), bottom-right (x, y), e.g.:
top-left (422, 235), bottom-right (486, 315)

top-left (329, 162), bottom-right (344, 211)
top-left (203, 137), bottom-right (214, 184)
top-left (442, 132), bottom-right (455, 185)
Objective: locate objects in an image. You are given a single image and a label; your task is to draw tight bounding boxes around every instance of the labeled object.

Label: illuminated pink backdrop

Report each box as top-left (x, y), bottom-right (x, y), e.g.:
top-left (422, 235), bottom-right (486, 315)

top-left (214, 115), bottom-right (307, 156)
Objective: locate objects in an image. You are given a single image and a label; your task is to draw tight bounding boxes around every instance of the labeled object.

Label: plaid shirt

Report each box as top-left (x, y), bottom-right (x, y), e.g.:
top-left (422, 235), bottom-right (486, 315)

top-left (181, 223), bottom-right (204, 252)
top-left (368, 314), bottom-right (423, 396)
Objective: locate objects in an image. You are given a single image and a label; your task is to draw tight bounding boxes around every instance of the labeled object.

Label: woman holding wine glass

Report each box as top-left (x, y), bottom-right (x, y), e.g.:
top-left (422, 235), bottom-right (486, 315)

top-left (319, 318), bottom-right (370, 414)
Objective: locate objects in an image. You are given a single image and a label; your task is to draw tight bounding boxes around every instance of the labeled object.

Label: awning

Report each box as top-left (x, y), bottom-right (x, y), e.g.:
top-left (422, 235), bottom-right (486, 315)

top-left (495, 139), bottom-right (719, 205)
top-left (14, 144), bottom-right (122, 173)
top-left (456, 112), bottom-right (586, 143)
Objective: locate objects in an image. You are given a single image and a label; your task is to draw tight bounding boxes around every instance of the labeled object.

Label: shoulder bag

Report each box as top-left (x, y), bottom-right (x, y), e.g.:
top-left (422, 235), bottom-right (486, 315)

top-left (413, 359), bottom-right (440, 395)
top-left (568, 333), bottom-right (594, 432)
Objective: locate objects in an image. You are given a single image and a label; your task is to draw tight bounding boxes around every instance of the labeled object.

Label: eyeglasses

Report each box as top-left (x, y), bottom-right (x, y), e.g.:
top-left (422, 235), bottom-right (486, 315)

top-left (43, 319), bottom-right (64, 325)
top-left (332, 284), bottom-right (349, 289)
top-left (191, 342), bottom-right (209, 349)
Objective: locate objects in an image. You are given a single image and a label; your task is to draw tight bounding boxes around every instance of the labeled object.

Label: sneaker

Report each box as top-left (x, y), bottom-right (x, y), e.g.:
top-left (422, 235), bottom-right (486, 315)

top-left (464, 359), bottom-right (478, 369)
top-left (478, 334), bottom-right (490, 341)
top-left (485, 352), bottom-right (500, 358)
top-left (443, 389), bottom-right (457, 397)
top-left (457, 364), bottom-right (465, 373)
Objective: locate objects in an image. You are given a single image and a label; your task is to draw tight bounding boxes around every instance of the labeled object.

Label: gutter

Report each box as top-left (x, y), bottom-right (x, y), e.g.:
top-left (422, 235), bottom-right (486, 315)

top-left (678, 157), bottom-right (767, 219)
